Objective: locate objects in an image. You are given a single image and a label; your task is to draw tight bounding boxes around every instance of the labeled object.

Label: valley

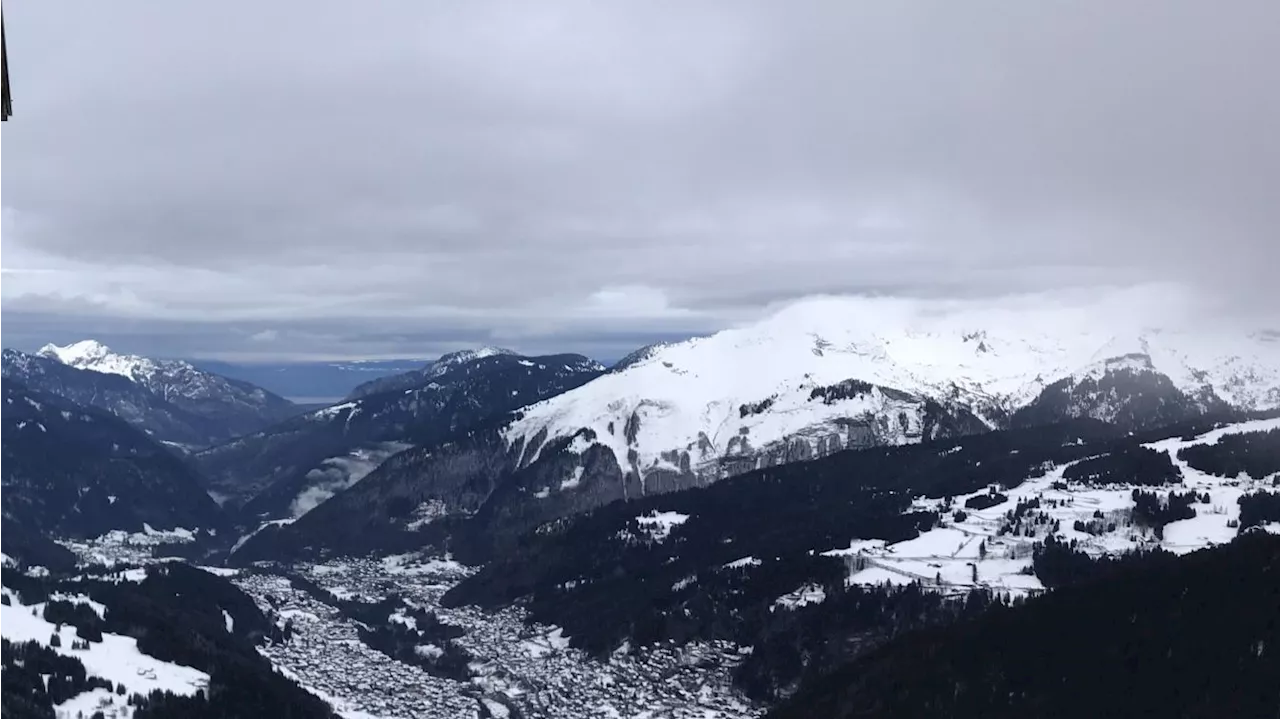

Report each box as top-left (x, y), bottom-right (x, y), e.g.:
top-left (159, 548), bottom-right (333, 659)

top-left (3, 318), bottom-right (1279, 719)
top-left (9, 9), bottom-right (1280, 716)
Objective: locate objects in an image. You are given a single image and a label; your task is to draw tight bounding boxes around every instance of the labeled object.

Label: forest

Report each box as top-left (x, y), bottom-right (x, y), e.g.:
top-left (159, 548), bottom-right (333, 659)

top-left (1178, 427), bottom-right (1280, 480)
top-left (767, 532), bottom-right (1280, 719)
top-left (1060, 444), bottom-right (1182, 485)
top-left (445, 420), bottom-right (1127, 679)
top-left (0, 564), bottom-right (336, 718)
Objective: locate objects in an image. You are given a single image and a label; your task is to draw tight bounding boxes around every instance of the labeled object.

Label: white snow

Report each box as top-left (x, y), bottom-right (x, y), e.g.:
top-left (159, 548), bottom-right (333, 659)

top-left (819, 539), bottom-right (887, 557)
top-left (222, 609), bottom-right (235, 633)
top-left (38, 340), bottom-right (160, 381)
top-left (1, 592), bottom-right (209, 697)
top-left (311, 401), bottom-right (359, 420)
top-left (55, 688), bottom-right (130, 719)
top-left (634, 511), bottom-right (690, 542)
top-left (772, 584), bottom-right (827, 611)
top-left (379, 553), bottom-right (471, 578)
top-left (722, 556), bottom-right (762, 569)
top-left (229, 518), bottom-right (296, 556)
top-left (834, 416), bottom-right (1280, 595)
top-left (502, 294), bottom-right (1280, 487)
top-left (559, 466), bottom-right (586, 490)
top-left (480, 698), bottom-right (512, 718)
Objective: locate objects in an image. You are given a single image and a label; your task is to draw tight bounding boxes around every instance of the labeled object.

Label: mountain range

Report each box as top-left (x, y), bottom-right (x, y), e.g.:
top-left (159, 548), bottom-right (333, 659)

top-left (232, 298), bottom-right (1280, 563)
top-left (2, 341), bottom-right (299, 447)
top-left (3, 301), bottom-right (1279, 719)
top-left (194, 349), bottom-right (604, 512)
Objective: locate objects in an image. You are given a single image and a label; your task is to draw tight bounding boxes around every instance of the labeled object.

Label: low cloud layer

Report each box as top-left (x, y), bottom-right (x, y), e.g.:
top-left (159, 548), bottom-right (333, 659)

top-left (3, 1), bottom-right (1277, 361)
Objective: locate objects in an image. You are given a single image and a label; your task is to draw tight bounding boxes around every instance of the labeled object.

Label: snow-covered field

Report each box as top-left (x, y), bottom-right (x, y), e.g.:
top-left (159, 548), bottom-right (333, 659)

top-left (801, 417), bottom-right (1280, 606)
top-left (1, 588), bottom-right (210, 701)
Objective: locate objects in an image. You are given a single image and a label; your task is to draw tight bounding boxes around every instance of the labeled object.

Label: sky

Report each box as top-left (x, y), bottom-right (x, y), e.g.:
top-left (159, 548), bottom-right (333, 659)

top-left (2, 1), bottom-right (1278, 363)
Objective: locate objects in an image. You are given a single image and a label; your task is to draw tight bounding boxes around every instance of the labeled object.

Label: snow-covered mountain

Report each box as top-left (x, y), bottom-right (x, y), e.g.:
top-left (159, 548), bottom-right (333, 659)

top-left (240, 296), bottom-right (1279, 565)
top-left (1, 348), bottom-right (229, 446)
top-left (28, 340), bottom-right (299, 441)
top-left (503, 298), bottom-right (1280, 487)
top-left (196, 350), bottom-right (605, 514)
top-left (345, 347), bottom-right (584, 399)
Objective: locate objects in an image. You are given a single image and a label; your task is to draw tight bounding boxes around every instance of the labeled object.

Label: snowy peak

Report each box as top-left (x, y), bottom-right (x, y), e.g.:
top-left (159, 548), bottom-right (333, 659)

top-left (1079, 352), bottom-right (1157, 380)
top-left (501, 297), bottom-right (1280, 493)
top-left (38, 339), bottom-right (165, 381)
top-left (23, 340), bottom-right (296, 440)
top-left (1011, 351), bottom-right (1225, 430)
top-left (38, 338), bottom-right (113, 363)
top-left (348, 347), bottom-right (605, 399)
top-left (431, 346), bottom-right (518, 368)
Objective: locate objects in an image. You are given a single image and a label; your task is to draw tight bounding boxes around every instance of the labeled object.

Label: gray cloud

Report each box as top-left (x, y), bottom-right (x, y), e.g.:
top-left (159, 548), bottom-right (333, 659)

top-left (3, 0), bottom-right (1278, 361)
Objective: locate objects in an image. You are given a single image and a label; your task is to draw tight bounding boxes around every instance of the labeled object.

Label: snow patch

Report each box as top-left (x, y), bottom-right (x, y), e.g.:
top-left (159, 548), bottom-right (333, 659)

top-left (634, 511), bottom-right (690, 542)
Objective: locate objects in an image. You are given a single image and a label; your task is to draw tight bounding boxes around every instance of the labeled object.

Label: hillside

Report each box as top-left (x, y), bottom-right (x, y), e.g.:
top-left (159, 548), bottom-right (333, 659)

top-left (195, 350), bottom-right (604, 514)
top-left (238, 298), bottom-right (1279, 565)
top-left (767, 532), bottom-right (1280, 719)
top-left (32, 340), bottom-right (298, 440)
top-left (1, 380), bottom-right (228, 540)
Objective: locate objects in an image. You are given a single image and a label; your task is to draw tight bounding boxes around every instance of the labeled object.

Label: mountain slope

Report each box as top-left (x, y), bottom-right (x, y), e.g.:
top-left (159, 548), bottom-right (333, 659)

top-left (767, 532), bottom-right (1280, 719)
top-left (34, 340), bottom-right (298, 440)
top-left (1, 349), bottom-right (225, 446)
top-left (345, 347), bottom-right (551, 399)
top-left (1010, 353), bottom-right (1232, 430)
top-left (502, 301), bottom-right (1279, 492)
top-left (196, 351), bottom-right (605, 515)
top-left (1, 380), bottom-right (228, 538)
top-left (238, 300), bottom-right (1278, 566)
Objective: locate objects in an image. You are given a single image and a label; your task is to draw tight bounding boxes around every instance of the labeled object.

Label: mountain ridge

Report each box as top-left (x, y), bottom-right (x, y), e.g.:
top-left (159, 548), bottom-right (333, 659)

top-left (236, 300), bottom-right (1279, 565)
top-left (11, 340), bottom-right (299, 443)
top-left (1, 379), bottom-right (228, 539)
top-left (196, 350), bottom-right (607, 516)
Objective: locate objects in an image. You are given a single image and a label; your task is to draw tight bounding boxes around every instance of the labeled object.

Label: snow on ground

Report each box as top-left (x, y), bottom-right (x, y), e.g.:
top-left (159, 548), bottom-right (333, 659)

top-left (634, 511), bottom-right (690, 542)
top-left (229, 517), bottom-right (296, 556)
top-left (501, 295), bottom-right (1280, 482)
top-left (54, 687), bottom-right (131, 719)
top-left (60, 527), bottom-right (199, 567)
top-left (821, 416), bottom-right (1280, 596)
top-left (772, 584), bottom-right (827, 611)
top-left (1, 590), bottom-right (209, 697)
top-left (380, 553), bottom-right (471, 580)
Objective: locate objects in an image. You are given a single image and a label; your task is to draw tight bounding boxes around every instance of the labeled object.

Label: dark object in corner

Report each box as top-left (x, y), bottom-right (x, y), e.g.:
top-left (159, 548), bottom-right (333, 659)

top-left (1, 10), bottom-right (10, 121)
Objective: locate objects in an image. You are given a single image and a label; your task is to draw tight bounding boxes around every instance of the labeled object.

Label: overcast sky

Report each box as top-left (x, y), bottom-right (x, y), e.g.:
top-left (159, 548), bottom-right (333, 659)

top-left (2, 1), bottom-right (1278, 362)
